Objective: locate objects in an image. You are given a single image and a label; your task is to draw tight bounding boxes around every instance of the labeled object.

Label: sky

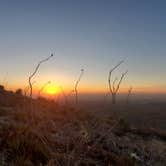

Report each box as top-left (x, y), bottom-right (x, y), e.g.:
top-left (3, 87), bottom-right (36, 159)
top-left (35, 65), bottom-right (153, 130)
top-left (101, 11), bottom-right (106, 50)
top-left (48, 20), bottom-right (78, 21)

top-left (0, 0), bottom-right (166, 95)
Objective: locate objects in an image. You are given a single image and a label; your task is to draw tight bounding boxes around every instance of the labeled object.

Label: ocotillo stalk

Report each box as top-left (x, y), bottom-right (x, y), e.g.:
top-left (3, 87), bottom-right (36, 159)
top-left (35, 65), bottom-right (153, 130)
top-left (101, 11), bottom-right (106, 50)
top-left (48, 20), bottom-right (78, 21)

top-left (28, 54), bottom-right (53, 98)
top-left (108, 61), bottom-right (128, 104)
top-left (74, 69), bottom-right (84, 105)
top-left (24, 81), bottom-right (36, 96)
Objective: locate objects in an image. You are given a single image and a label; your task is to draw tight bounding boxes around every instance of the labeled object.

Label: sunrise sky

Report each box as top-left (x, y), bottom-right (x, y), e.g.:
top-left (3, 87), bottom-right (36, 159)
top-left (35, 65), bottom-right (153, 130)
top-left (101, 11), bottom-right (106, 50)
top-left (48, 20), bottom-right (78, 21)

top-left (0, 0), bottom-right (166, 95)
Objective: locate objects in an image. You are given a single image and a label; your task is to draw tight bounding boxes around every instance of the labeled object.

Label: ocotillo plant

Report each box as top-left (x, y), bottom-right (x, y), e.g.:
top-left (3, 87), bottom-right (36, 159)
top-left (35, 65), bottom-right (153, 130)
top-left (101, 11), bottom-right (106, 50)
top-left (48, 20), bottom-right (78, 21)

top-left (24, 81), bottom-right (36, 96)
top-left (126, 86), bottom-right (133, 104)
top-left (108, 61), bottom-right (128, 104)
top-left (38, 81), bottom-right (51, 97)
top-left (74, 69), bottom-right (84, 105)
top-left (28, 54), bottom-right (53, 98)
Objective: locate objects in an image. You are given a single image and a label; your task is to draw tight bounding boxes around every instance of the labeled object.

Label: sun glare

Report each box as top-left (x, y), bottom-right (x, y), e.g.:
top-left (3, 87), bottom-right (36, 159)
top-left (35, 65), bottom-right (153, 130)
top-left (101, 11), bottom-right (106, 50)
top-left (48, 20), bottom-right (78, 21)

top-left (45, 85), bottom-right (59, 95)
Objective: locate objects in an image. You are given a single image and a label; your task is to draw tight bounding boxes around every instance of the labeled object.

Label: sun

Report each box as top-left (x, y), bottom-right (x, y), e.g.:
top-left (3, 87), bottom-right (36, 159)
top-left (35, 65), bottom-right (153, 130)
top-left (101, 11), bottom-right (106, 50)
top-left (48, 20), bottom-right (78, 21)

top-left (45, 85), bottom-right (59, 95)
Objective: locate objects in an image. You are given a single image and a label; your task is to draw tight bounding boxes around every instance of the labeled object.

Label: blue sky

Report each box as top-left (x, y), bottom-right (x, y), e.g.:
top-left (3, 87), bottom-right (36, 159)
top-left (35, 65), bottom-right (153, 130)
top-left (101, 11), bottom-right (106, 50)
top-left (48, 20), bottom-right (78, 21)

top-left (0, 0), bottom-right (166, 93)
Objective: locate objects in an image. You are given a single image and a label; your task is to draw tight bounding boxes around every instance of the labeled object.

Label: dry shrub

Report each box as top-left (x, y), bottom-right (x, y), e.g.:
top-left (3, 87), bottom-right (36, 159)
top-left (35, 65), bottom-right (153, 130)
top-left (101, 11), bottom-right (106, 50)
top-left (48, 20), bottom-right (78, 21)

top-left (5, 124), bottom-right (51, 165)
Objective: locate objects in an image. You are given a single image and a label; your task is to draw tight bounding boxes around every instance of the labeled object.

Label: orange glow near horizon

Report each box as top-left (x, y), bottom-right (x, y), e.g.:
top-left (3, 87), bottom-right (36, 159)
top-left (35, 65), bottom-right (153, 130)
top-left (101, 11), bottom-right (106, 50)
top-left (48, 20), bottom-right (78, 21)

top-left (43, 85), bottom-right (60, 95)
top-left (5, 83), bottom-right (166, 96)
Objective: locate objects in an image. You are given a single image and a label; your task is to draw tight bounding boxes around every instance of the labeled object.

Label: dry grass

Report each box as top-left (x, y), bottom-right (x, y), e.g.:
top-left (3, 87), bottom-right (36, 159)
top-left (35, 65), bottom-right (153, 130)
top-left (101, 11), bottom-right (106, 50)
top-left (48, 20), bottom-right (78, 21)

top-left (0, 95), bottom-right (166, 166)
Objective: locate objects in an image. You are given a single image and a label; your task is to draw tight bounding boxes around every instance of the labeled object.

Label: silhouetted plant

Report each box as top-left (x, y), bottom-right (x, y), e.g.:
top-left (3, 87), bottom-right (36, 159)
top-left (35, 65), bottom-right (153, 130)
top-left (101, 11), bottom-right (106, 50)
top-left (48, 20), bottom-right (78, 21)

top-left (24, 81), bottom-right (36, 96)
top-left (28, 54), bottom-right (53, 98)
top-left (108, 61), bottom-right (127, 104)
top-left (38, 81), bottom-right (51, 97)
top-left (74, 69), bottom-right (84, 105)
top-left (126, 86), bottom-right (133, 104)
top-left (15, 89), bottom-right (23, 96)
top-left (0, 85), bottom-right (5, 92)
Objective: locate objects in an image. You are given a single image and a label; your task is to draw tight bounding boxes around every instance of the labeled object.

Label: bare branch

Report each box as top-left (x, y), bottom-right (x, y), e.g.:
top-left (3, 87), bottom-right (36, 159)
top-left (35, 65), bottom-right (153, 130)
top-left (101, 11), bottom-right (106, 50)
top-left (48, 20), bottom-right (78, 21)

top-left (109, 60), bottom-right (124, 73)
top-left (108, 61), bottom-right (124, 94)
top-left (108, 72), bottom-right (113, 94)
top-left (74, 69), bottom-right (84, 105)
top-left (24, 81), bottom-right (36, 96)
top-left (28, 54), bottom-right (53, 98)
top-left (108, 60), bottom-right (127, 104)
top-left (113, 77), bottom-right (118, 92)
top-left (115, 70), bottom-right (128, 93)
top-left (75, 69), bottom-right (84, 91)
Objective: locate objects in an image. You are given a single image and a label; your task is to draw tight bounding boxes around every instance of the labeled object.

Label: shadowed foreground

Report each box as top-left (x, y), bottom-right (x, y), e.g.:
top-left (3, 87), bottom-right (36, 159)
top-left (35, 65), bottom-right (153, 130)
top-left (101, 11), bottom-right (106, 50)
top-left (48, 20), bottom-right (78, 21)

top-left (0, 90), bottom-right (166, 166)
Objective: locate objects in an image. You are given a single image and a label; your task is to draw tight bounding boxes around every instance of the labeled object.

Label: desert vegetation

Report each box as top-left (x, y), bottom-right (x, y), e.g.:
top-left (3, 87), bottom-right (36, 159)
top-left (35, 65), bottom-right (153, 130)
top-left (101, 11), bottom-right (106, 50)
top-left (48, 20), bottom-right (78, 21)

top-left (28, 54), bottom-right (53, 98)
top-left (0, 54), bottom-right (166, 166)
top-left (108, 61), bottom-right (128, 104)
top-left (0, 56), bottom-right (166, 166)
top-left (1, 0), bottom-right (166, 165)
top-left (0, 86), bottom-right (166, 166)
top-left (74, 69), bottom-right (84, 105)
